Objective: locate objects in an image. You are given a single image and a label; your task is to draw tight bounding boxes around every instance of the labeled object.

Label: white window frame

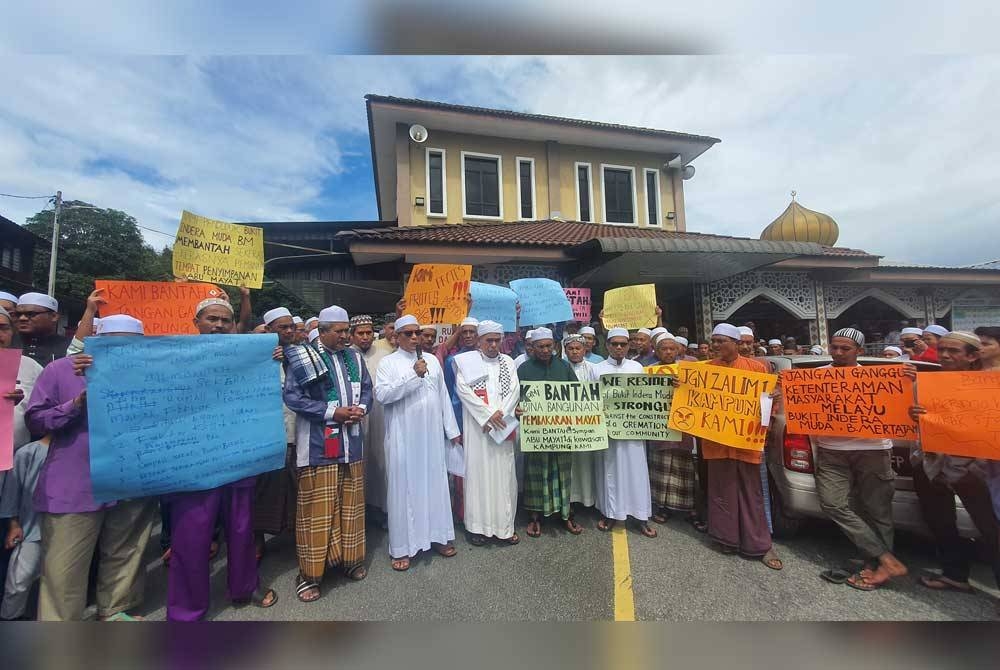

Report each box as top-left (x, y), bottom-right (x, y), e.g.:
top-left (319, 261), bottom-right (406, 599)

top-left (600, 163), bottom-right (638, 226)
top-left (515, 156), bottom-right (537, 221)
top-left (460, 150), bottom-right (504, 221)
top-left (574, 162), bottom-right (594, 223)
top-left (424, 147), bottom-right (447, 218)
top-left (643, 168), bottom-right (662, 227)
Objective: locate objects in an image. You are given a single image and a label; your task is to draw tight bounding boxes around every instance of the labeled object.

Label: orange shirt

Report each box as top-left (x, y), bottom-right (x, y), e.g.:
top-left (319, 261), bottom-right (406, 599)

top-left (699, 355), bottom-right (769, 465)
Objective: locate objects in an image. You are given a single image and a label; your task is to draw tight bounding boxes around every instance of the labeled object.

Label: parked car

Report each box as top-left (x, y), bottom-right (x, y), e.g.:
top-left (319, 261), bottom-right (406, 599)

top-left (761, 355), bottom-right (978, 539)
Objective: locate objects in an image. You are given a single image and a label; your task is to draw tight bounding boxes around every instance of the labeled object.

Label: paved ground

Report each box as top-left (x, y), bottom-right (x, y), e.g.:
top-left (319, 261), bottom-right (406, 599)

top-left (127, 508), bottom-right (999, 621)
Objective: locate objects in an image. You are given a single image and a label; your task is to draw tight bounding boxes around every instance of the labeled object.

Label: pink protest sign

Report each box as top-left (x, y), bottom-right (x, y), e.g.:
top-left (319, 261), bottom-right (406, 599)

top-left (564, 288), bottom-right (591, 322)
top-left (0, 348), bottom-right (21, 470)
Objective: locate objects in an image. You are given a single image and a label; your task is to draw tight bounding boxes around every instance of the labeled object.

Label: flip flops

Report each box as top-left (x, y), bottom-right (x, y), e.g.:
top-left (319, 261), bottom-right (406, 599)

top-left (820, 569), bottom-right (852, 584)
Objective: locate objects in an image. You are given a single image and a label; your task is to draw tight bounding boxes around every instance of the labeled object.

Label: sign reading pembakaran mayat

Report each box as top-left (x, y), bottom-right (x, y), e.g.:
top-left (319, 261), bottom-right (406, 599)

top-left (518, 381), bottom-right (608, 452)
top-left (172, 211), bottom-right (265, 288)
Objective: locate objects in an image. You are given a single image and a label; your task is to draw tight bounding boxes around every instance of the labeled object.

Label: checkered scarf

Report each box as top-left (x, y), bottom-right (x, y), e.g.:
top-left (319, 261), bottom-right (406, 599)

top-left (283, 343), bottom-right (329, 386)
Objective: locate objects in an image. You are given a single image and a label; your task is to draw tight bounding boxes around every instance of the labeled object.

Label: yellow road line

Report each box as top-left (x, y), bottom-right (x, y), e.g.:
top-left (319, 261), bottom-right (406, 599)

top-left (611, 524), bottom-right (636, 621)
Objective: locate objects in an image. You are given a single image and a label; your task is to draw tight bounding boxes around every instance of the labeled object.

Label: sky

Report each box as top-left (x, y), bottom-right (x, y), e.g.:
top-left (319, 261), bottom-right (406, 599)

top-left (1, 55), bottom-right (998, 267)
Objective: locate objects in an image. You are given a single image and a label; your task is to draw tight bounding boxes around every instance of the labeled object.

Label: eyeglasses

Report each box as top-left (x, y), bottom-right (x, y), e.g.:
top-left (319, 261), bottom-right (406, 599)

top-left (15, 310), bottom-right (53, 319)
top-left (399, 330), bottom-right (420, 338)
top-left (608, 341), bottom-right (629, 347)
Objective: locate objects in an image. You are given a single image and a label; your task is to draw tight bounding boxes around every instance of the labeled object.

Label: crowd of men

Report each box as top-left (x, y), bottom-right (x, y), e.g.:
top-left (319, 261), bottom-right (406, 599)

top-left (1, 285), bottom-right (998, 620)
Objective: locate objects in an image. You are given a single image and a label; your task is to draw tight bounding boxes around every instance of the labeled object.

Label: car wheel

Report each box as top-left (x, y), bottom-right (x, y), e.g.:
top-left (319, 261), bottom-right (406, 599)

top-left (768, 475), bottom-right (804, 539)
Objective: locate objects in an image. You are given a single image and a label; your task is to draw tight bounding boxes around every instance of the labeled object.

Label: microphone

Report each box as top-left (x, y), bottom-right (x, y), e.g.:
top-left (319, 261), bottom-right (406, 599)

top-left (415, 345), bottom-right (423, 360)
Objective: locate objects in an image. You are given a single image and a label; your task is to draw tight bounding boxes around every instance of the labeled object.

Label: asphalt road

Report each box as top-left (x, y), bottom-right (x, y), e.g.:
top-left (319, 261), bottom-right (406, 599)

top-left (128, 508), bottom-right (999, 621)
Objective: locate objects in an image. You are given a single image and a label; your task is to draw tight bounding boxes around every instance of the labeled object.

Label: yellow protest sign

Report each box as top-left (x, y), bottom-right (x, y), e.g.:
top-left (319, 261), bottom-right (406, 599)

top-left (172, 211), bottom-right (264, 288)
top-left (602, 284), bottom-right (657, 329)
top-left (403, 264), bottom-right (472, 325)
top-left (668, 361), bottom-right (778, 451)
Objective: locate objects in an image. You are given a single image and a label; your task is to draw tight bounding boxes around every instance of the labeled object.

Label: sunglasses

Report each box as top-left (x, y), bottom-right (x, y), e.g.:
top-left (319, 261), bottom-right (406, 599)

top-left (608, 341), bottom-right (629, 347)
top-left (399, 330), bottom-right (420, 338)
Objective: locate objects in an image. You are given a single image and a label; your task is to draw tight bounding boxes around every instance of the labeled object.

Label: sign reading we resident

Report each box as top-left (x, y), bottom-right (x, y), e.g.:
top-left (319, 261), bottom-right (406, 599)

top-left (403, 263), bottom-right (472, 325)
top-left (518, 381), bottom-right (607, 452)
top-left (782, 366), bottom-right (916, 439)
top-left (917, 371), bottom-right (1000, 459)
top-left (172, 211), bottom-right (264, 288)
top-left (668, 362), bottom-right (778, 451)
top-left (600, 374), bottom-right (680, 441)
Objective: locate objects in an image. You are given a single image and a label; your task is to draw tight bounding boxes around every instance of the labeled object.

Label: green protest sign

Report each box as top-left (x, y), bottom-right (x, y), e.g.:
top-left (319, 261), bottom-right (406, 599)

top-left (519, 381), bottom-right (608, 452)
top-left (600, 374), bottom-right (680, 441)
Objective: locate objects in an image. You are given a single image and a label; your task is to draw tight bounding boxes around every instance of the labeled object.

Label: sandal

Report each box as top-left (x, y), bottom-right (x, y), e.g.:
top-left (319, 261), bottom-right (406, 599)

top-left (686, 515), bottom-right (708, 533)
top-left (506, 532), bottom-right (520, 545)
top-left (344, 565), bottom-right (367, 581)
top-left (296, 578), bottom-right (321, 602)
top-left (237, 587), bottom-right (278, 608)
top-left (468, 533), bottom-right (488, 546)
top-left (638, 522), bottom-right (658, 538)
top-left (391, 557), bottom-right (411, 572)
top-left (435, 543), bottom-right (457, 558)
top-left (761, 549), bottom-right (783, 571)
top-left (565, 518), bottom-right (584, 535)
top-left (846, 573), bottom-right (879, 592)
top-left (526, 519), bottom-right (542, 538)
top-left (597, 518), bottom-right (615, 532)
top-left (820, 568), bottom-right (852, 584)
top-left (918, 575), bottom-right (973, 593)
top-left (651, 511), bottom-right (670, 525)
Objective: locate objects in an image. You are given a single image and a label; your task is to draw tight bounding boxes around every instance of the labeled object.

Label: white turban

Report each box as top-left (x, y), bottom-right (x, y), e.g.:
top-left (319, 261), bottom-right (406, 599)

top-left (18, 292), bottom-right (58, 312)
top-left (650, 327), bottom-right (667, 338)
top-left (195, 298), bottom-right (233, 316)
top-left (883, 345), bottom-right (903, 356)
top-left (460, 317), bottom-right (480, 328)
top-left (675, 336), bottom-right (689, 347)
top-left (477, 320), bottom-right (503, 336)
top-left (901, 327), bottom-right (923, 336)
top-left (637, 328), bottom-right (652, 336)
top-left (394, 314), bottom-right (419, 330)
top-left (262, 307), bottom-right (292, 325)
top-left (712, 323), bottom-right (741, 341)
top-left (97, 314), bottom-right (144, 335)
top-left (607, 327), bottom-right (629, 340)
top-left (737, 326), bottom-right (754, 338)
top-left (319, 305), bottom-right (349, 323)
top-left (654, 331), bottom-right (675, 345)
top-left (292, 316), bottom-right (304, 325)
top-left (0, 291), bottom-right (17, 304)
top-left (308, 328), bottom-right (319, 342)
top-left (924, 325), bottom-right (949, 337)
top-left (768, 339), bottom-right (782, 346)
top-left (687, 341), bottom-right (698, 350)
top-left (533, 327), bottom-right (554, 341)
top-left (579, 326), bottom-right (596, 336)
top-left (305, 317), bottom-right (319, 327)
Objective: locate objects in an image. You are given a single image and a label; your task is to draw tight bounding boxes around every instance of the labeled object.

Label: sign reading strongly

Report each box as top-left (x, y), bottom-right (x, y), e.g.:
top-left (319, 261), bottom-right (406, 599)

top-left (602, 284), bottom-right (657, 329)
top-left (600, 374), bottom-right (680, 441)
top-left (94, 280), bottom-right (224, 335)
top-left (519, 381), bottom-right (607, 452)
top-left (86, 334), bottom-right (286, 502)
top-left (172, 211), bottom-right (264, 288)
top-left (563, 288), bottom-right (592, 323)
top-left (0, 348), bottom-right (20, 471)
top-left (403, 263), bottom-right (472, 326)
top-left (781, 366), bottom-right (916, 439)
top-left (917, 371), bottom-right (1000, 459)
top-left (510, 278), bottom-right (574, 326)
top-left (469, 281), bottom-right (518, 332)
top-left (669, 362), bottom-right (778, 451)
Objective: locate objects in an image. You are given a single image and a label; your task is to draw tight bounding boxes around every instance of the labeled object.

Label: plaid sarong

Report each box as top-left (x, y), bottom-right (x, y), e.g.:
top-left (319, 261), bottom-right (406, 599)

top-left (284, 343), bottom-right (329, 386)
top-left (295, 461), bottom-right (366, 581)
top-left (522, 453), bottom-right (572, 519)
top-left (648, 445), bottom-right (696, 513)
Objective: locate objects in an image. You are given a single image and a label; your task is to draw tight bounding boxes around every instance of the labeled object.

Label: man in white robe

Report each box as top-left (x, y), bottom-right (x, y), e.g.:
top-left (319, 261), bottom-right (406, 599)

top-left (454, 321), bottom-right (520, 546)
top-left (564, 335), bottom-right (598, 509)
top-left (594, 328), bottom-right (657, 538)
top-left (375, 315), bottom-right (462, 571)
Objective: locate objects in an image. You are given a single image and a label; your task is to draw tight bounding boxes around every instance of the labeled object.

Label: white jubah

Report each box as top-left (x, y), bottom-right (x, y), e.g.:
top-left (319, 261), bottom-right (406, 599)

top-left (357, 343), bottom-right (392, 513)
top-left (454, 353), bottom-right (520, 539)
top-left (592, 357), bottom-right (652, 521)
top-left (568, 358), bottom-right (598, 507)
top-left (375, 349), bottom-right (461, 559)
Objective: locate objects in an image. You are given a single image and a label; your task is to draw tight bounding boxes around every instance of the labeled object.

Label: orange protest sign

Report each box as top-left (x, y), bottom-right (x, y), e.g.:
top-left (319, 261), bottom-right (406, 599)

top-left (402, 264), bottom-right (472, 325)
top-left (781, 365), bottom-right (916, 440)
top-left (94, 280), bottom-right (224, 335)
top-left (668, 362), bottom-right (778, 451)
top-left (917, 371), bottom-right (1000, 459)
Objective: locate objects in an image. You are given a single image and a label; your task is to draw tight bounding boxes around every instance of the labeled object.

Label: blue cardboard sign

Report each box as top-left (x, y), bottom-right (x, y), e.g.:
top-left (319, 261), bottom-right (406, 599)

top-left (510, 278), bottom-right (573, 326)
top-left (469, 281), bottom-right (518, 332)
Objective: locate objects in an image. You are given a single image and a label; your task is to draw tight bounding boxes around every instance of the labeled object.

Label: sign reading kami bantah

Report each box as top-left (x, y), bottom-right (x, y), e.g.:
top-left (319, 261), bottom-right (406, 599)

top-left (172, 211), bottom-right (265, 288)
top-left (519, 381), bottom-right (607, 452)
top-left (85, 334), bottom-right (286, 502)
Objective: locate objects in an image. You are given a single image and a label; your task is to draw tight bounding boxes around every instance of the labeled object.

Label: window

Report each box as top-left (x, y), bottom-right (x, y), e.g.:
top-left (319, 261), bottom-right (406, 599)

top-left (425, 148), bottom-right (447, 217)
top-left (644, 168), bottom-right (661, 227)
top-left (601, 164), bottom-right (637, 225)
top-left (575, 163), bottom-right (593, 222)
top-left (461, 151), bottom-right (503, 219)
top-left (11, 247), bottom-right (21, 272)
top-left (516, 157), bottom-right (536, 220)
top-left (1, 247), bottom-right (10, 269)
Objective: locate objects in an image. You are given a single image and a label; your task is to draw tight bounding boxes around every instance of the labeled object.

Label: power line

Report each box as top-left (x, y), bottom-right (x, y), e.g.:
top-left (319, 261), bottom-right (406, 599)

top-left (0, 192), bottom-right (54, 199)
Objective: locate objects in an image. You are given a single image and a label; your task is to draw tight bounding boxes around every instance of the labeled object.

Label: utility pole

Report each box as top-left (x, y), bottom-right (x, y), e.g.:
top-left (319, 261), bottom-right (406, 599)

top-left (47, 190), bottom-right (62, 297)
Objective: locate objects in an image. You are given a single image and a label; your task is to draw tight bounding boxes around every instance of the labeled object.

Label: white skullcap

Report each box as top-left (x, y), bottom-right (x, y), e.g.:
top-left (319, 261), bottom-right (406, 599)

top-left (292, 316), bottom-right (304, 325)
top-left (651, 327), bottom-right (667, 336)
top-left (460, 317), bottom-right (480, 328)
top-left (262, 307), bottom-right (292, 325)
top-left (579, 326), bottom-right (596, 336)
top-left (17, 292), bottom-right (58, 312)
top-left (524, 329), bottom-right (537, 342)
top-left (394, 314), bottom-right (419, 330)
top-left (883, 345), bottom-right (903, 355)
top-left (712, 323), bottom-right (741, 341)
top-left (305, 317), bottom-right (319, 326)
top-left (768, 339), bottom-right (782, 346)
top-left (810, 345), bottom-right (824, 354)
top-left (924, 324), bottom-right (949, 338)
top-left (737, 326), bottom-right (754, 337)
top-left (901, 327), bottom-right (923, 336)
top-left (607, 327), bottom-right (629, 340)
top-left (477, 320), bottom-right (503, 336)
top-left (0, 291), bottom-right (17, 303)
top-left (195, 297), bottom-right (233, 316)
top-left (941, 331), bottom-right (982, 350)
top-left (637, 328), bottom-right (652, 336)
top-left (319, 305), bottom-right (349, 323)
top-left (97, 314), bottom-right (144, 335)
top-left (308, 328), bottom-right (319, 342)
top-left (675, 336), bottom-right (689, 347)
top-left (687, 341), bottom-right (698, 349)
top-left (533, 327), bottom-right (554, 341)
top-left (654, 332), bottom-right (675, 345)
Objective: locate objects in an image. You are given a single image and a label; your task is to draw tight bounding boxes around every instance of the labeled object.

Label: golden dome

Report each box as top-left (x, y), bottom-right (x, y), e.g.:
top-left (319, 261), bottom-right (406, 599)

top-left (760, 194), bottom-right (839, 246)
